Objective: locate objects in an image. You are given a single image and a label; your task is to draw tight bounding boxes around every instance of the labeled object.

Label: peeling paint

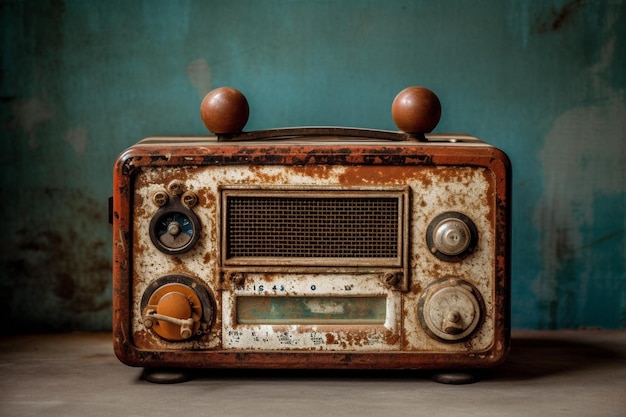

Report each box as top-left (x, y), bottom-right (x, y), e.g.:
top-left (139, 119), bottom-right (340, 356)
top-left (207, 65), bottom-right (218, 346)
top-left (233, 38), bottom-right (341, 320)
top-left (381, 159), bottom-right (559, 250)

top-left (534, 100), bottom-right (626, 328)
top-left (64, 127), bottom-right (88, 156)
top-left (9, 98), bottom-right (55, 148)
top-left (186, 58), bottom-right (212, 99)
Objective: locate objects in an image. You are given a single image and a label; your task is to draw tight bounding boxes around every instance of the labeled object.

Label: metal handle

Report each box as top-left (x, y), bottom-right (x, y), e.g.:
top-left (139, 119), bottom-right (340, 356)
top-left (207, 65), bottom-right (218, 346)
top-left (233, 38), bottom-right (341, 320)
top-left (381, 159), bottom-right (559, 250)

top-left (216, 126), bottom-right (421, 142)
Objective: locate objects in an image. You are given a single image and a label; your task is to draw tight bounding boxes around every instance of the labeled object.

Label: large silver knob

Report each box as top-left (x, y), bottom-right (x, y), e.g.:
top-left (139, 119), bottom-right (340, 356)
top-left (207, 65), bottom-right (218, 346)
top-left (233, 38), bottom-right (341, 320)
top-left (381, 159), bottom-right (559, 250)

top-left (418, 278), bottom-right (484, 342)
top-left (433, 218), bottom-right (471, 256)
top-left (427, 212), bottom-right (477, 261)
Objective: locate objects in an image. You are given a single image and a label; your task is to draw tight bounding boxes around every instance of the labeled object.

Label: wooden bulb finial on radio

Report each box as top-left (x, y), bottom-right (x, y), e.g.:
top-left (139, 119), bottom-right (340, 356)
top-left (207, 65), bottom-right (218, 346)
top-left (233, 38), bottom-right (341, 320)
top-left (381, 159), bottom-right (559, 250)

top-left (392, 87), bottom-right (441, 136)
top-left (200, 87), bottom-right (249, 134)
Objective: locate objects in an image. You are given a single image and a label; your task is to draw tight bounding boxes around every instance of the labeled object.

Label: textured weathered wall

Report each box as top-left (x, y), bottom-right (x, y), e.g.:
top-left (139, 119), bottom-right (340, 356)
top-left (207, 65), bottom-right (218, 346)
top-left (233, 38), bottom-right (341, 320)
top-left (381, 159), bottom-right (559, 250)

top-left (1, 0), bottom-right (624, 332)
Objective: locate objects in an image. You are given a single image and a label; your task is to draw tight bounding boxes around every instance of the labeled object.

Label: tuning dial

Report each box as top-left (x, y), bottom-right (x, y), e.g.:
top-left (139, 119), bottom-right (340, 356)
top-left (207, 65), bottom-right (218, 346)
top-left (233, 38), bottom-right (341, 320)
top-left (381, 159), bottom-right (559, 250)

top-left (141, 276), bottom-right (214, 341)
top-left (418, 278), bottom-right (484, 342)
top-left (426, 212), bottom-right (478, 261)
top-left (149, 191), bottom-right (201, 254)
top-left (391, 86), bottom-right (441, 137)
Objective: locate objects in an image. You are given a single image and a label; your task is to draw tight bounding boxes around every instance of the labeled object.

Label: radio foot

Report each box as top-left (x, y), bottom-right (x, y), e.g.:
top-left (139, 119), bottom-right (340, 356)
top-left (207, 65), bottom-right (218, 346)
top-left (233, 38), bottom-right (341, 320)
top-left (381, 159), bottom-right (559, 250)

top-left (141, 368), bottom-right (193, 384)
top-left (431, 371), bottom-right (477, 385)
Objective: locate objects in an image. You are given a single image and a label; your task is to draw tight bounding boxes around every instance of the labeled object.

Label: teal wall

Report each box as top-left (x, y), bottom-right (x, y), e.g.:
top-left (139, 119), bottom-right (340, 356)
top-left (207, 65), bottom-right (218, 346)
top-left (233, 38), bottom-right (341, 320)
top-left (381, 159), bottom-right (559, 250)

top-left (1, 0), bottom-right (624, 332)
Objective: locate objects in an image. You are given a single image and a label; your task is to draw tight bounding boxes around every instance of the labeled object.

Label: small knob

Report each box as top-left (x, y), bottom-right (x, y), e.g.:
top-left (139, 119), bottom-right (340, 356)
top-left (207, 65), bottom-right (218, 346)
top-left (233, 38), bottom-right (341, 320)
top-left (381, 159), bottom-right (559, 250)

top-left (181, 191), bottom-right (198, 208)
top-left (167, 180), bottom-right (184, 196)
top-left (447, 310), bottom-right (461, 323)
top-left (391, 86), bottom-right (441, 136)
top-left (152, 191), bottom-right (169, 207)
top-left (166, 222), bottom-right (182, 237)
top-left (432, 218), bottom-right (471, 256)
top-left (426, 212), bottom-right (478, 262)
top-left (200, 87), bottom-right (249, 134)
top-left (158, 218), bottom-right (192, 249)
top-left (443, 310), bottom-right (464, 334)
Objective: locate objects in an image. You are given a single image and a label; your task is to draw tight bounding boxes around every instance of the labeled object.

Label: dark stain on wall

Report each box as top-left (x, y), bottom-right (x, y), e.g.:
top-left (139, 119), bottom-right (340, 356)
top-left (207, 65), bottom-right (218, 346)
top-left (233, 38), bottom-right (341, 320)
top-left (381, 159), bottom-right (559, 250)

top-left (536, 0), bottom-right (586, 33)
top-left (2, 188), bottom-right (111, 333)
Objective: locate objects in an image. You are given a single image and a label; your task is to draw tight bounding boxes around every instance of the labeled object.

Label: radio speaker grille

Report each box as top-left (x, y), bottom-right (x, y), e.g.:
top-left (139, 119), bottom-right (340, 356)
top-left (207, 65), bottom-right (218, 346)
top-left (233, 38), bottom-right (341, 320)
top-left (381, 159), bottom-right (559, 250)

top-left (223, 191), bottom-right (404, 264)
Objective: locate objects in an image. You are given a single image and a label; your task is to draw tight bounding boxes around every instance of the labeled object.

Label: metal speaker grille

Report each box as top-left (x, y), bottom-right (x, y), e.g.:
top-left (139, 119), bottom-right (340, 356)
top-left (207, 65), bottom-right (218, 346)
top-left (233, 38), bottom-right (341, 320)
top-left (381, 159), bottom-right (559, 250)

top-left (224, 193), bottom-right (402, 263)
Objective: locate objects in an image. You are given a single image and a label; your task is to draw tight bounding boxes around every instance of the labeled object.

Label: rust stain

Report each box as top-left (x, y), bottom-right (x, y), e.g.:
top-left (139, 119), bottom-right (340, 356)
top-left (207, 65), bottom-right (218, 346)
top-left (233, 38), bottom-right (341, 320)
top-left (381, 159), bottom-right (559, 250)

top-left (289, 165), bottom-right (338, 181)
top-left (247, 166), bottom-right (284, 183)
top-left (536, 0), bottom-right (586, 33)
top-left (196, 187), bottom-right (215, 210)
top-left (483, 168), bottom-right (496, 232)
top-left (203, 252), bottom-right (213, 265)
top-left (338, 165), bottom-right (414, 185)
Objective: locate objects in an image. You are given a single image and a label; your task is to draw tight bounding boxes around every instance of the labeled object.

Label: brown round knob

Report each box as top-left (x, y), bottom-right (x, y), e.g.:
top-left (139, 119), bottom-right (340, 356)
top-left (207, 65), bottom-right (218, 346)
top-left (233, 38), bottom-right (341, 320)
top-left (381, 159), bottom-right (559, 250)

top-left (200, 87), bottom-right (249, 134)
top-left (391, 87), bottom-right (441, 135)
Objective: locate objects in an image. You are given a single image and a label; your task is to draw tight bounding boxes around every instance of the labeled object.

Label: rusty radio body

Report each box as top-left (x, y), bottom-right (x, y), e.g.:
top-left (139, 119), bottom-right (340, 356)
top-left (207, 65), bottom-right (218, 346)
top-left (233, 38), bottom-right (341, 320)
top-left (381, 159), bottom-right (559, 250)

top-left (112, 87), bottom-right (511, 383)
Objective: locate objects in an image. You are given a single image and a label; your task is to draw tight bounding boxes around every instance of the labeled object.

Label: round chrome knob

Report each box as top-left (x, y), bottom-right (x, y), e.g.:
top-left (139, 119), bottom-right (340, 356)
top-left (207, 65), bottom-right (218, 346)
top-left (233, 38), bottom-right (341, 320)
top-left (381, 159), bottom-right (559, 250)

top-left (426, 212), bottom-right (478, 262)
top-left (433, 218), bottom-right (471, 256)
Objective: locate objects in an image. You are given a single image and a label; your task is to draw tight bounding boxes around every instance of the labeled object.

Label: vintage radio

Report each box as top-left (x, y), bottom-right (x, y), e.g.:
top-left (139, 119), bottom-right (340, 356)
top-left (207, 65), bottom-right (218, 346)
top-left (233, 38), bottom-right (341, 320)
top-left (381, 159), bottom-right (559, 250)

top-left (111, 86), bottom-right (511, 384)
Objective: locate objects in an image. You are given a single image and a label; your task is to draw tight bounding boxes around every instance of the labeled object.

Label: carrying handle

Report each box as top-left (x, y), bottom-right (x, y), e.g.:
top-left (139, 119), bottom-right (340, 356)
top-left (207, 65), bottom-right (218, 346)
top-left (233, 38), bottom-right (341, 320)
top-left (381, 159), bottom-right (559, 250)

top-left (200, 86), bottom-right (441, 142)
